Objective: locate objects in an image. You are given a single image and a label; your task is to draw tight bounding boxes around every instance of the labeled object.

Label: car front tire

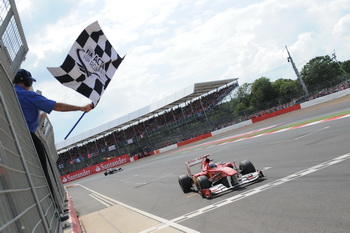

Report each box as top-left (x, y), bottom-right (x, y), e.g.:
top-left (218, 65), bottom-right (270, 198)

top-left (239, 160), bottom-right (256, 175)
top-left (178, 174), bottom-right (193, 193)
top-left (196, 176), bottom-right (211, 197)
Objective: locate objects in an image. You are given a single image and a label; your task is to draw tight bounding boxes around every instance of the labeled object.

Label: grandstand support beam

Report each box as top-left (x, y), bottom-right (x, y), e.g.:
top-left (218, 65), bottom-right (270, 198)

top-left (122, 129), bottom-right (132, 155)
top-left (102, 136), bottom-right (108, 150)
top-left (199, 96), bottom-right (209, 123)
top-left (189, 101), bottom-right (198, 123)
top-left (142, 118), bottom-right (152, 147)
top-left (93, 139), bottom-right (99, 158)
top-left (132, 124), bottom-right (142, 153)
top-left (112, 132), bottom-right (122, 155)
top-left (76, 145), bottom-right (82, 160)
top-left (68, 150), bottom-right (77, 171)
top-left (142, 120), bottom-right (150, 139)
top-left (140, 120), bottom-right (150, 150)
top-left (84, 143), bottom-right (90, 161)
top-left (180, 106), bottom-right (186, 124)
top-left (162, 113), bottom-right (171, 133)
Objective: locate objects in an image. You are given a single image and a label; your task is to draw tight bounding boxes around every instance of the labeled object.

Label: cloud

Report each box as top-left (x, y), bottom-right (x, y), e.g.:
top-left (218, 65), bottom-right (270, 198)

top-left (15, 0), bottom-right (350, 141)
top-left (15, 0), bottom-right (34, 19)
top-left (333, 14), bottom-right (350, 36)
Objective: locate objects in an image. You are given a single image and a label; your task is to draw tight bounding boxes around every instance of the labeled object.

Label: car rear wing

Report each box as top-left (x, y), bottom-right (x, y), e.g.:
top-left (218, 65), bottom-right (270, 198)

top-left (185, 154), bottom-right (210, 176)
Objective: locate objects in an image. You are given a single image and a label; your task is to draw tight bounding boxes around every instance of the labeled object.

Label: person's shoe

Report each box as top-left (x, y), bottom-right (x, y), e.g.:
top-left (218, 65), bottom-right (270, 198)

top-left (60, 214), bottom-right (69, 222)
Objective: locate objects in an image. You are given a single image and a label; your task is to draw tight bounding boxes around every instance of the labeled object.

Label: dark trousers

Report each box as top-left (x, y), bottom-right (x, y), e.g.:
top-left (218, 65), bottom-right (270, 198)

top-left (30, 132), bottom-right (61, 211)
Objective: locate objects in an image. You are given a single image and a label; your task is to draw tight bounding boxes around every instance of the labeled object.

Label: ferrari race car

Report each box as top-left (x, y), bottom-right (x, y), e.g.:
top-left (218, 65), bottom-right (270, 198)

top-left (178, 154), bottom-right (264, 198)
top-left (104, 167), bottom-right (123, 176)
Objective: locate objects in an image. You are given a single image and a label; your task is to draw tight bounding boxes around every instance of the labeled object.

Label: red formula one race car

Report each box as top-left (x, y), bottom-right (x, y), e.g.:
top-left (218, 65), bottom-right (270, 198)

top-left (178, 154), bottom-right (265, 198)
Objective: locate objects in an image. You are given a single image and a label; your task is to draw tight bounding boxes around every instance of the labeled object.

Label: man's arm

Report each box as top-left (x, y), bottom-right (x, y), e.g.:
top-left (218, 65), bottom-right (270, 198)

top-left (53, 102), bottom-right (93, 112)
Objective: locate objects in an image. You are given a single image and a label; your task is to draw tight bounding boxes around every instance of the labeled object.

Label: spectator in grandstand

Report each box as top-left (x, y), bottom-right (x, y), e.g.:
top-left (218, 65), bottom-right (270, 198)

top-left (13, 68), bottom-right (93, 221)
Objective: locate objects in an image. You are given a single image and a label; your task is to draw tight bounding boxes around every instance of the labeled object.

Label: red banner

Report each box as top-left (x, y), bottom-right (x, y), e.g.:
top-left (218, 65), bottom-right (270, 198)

top-left (61, 154), bottom-right (130, 183)
top-left (177, 133), bottom-right (212, 147)
top-left (251, 104), bottom-right (301, 123)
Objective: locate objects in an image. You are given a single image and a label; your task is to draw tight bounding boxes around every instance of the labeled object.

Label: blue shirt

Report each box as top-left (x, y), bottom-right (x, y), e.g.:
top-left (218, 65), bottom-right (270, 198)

top-left (14, 84), bottom-right (56, 133)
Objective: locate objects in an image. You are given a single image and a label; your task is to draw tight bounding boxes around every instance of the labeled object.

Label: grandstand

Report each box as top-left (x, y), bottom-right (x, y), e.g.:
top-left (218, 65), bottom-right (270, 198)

top-left (56, 78), bottom-right (240, 174)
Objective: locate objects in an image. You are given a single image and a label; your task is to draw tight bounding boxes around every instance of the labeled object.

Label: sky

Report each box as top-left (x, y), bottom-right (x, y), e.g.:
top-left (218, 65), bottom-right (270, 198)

top-left (15, 0), bottom-right (350, 144)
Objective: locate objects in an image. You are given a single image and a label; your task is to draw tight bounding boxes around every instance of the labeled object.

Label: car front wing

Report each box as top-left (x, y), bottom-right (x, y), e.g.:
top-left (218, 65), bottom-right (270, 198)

top-left (201, 170), bottom-right (264, 198)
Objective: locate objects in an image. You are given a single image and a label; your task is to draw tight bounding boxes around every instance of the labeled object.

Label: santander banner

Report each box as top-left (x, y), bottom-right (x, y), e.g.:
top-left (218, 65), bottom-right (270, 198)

top-left (61, 154), bottom-right (130, 184)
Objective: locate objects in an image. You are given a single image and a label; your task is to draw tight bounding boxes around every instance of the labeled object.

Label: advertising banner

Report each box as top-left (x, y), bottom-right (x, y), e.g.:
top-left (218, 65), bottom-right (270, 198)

top-left (61, 154), bottom-right (130, 183)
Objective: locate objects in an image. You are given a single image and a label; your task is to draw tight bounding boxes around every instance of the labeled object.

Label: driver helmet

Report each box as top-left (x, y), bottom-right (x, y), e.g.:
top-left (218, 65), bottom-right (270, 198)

top-left (209, 162), bottom-right (216, 168)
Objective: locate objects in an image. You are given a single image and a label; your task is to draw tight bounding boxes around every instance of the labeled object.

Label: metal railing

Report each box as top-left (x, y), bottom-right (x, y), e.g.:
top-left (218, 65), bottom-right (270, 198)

top-left (0, 0), bottom-right (65, 232)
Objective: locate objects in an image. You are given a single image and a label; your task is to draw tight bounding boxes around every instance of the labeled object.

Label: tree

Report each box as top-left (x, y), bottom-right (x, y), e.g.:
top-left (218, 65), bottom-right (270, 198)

top-left (273, 78), bottom-right (303, 103)
top-left (340, 60), bottom-right (350, 78)
top-left (300, 55), bottom-right (342, 91)
top-left (250, 77), bottom-right (277, 110)
top-left (234, 83), bottom-right (252, 111)
top-left (231, 83), bottom-right (256, 115)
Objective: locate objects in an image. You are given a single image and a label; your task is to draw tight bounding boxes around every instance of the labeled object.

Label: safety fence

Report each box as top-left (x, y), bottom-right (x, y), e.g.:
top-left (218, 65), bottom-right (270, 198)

top-left (0, 0), bottom-right (65, 232)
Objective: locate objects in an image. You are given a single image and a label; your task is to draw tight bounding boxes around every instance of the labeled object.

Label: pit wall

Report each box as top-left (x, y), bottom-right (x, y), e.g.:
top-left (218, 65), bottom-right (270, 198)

top-left (61, 88), bottom-right (350, 183)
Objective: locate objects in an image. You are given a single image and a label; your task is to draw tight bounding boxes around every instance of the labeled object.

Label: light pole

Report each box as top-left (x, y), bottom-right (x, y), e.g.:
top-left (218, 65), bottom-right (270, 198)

top-left (286, 46), bottom-right (309, 95)
top-left (332, 50), bottom-right (348, 78)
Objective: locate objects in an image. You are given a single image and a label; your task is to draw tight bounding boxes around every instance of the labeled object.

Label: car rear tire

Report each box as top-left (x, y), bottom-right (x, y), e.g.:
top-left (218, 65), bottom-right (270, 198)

top-left (239, 160), bottom-right (256, 175)
top-left (178, 175), bottom-right (192, 193)
top-left (196, 176), bottom-right (211, 197)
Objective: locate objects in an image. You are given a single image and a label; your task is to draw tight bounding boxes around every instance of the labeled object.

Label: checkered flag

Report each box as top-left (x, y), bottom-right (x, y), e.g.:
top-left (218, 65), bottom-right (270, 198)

top-left (48, 21), bottom-right (124, 107)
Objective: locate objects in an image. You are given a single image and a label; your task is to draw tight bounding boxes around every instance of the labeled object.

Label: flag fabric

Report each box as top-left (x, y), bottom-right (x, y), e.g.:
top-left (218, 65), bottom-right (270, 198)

top-left (108, 145), bottom-right (116, 151)
top-left (47, 21), bottom-right (124, 107)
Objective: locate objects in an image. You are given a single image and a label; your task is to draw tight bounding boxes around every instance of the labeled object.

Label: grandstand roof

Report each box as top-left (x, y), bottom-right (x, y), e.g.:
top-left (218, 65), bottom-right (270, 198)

top-left (56, 78), bottom-right (238, 151)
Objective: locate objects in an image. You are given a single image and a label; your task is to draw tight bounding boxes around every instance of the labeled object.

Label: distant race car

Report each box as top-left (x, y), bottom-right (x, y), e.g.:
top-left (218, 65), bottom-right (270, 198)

top-left (178, 154), bottom-right (265, 198)
top-left (104, 167), bottom-right (123, 176)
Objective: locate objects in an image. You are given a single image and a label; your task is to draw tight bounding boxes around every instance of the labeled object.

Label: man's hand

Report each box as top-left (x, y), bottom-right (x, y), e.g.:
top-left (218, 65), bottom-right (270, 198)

top-left (82, 103), bottom-right (93, 112)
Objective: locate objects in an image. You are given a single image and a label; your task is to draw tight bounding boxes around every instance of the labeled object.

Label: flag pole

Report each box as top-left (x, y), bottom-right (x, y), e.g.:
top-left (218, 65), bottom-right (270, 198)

top-left (64, 112), bottom-right (86, 140)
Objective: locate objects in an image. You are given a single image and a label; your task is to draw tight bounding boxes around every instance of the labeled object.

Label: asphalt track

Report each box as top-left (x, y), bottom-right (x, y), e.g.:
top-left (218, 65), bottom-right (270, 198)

top-left (67, 96), bottom-right (350, 233)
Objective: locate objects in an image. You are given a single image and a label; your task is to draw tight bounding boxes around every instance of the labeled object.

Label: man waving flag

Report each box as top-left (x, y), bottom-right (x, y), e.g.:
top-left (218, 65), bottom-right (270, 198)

top-left (48, 21), bottom-right (124, 107)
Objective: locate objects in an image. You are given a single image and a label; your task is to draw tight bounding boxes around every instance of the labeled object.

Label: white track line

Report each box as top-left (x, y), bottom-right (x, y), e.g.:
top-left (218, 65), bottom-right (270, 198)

top-left (80, 153), bottom-right (350, 232)
top-left (79, 184), bottom-right (199, 233)
top-left (170, 153), bottom-right (350, 224)
top-left (89, 193), bottom-right (113, 207)
top-left (218, 114), bottom-right (350, 147)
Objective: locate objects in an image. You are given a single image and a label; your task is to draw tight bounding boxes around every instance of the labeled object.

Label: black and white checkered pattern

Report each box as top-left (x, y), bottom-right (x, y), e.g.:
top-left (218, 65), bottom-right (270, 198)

top-left (47, 21), bottom-right (124, 107)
